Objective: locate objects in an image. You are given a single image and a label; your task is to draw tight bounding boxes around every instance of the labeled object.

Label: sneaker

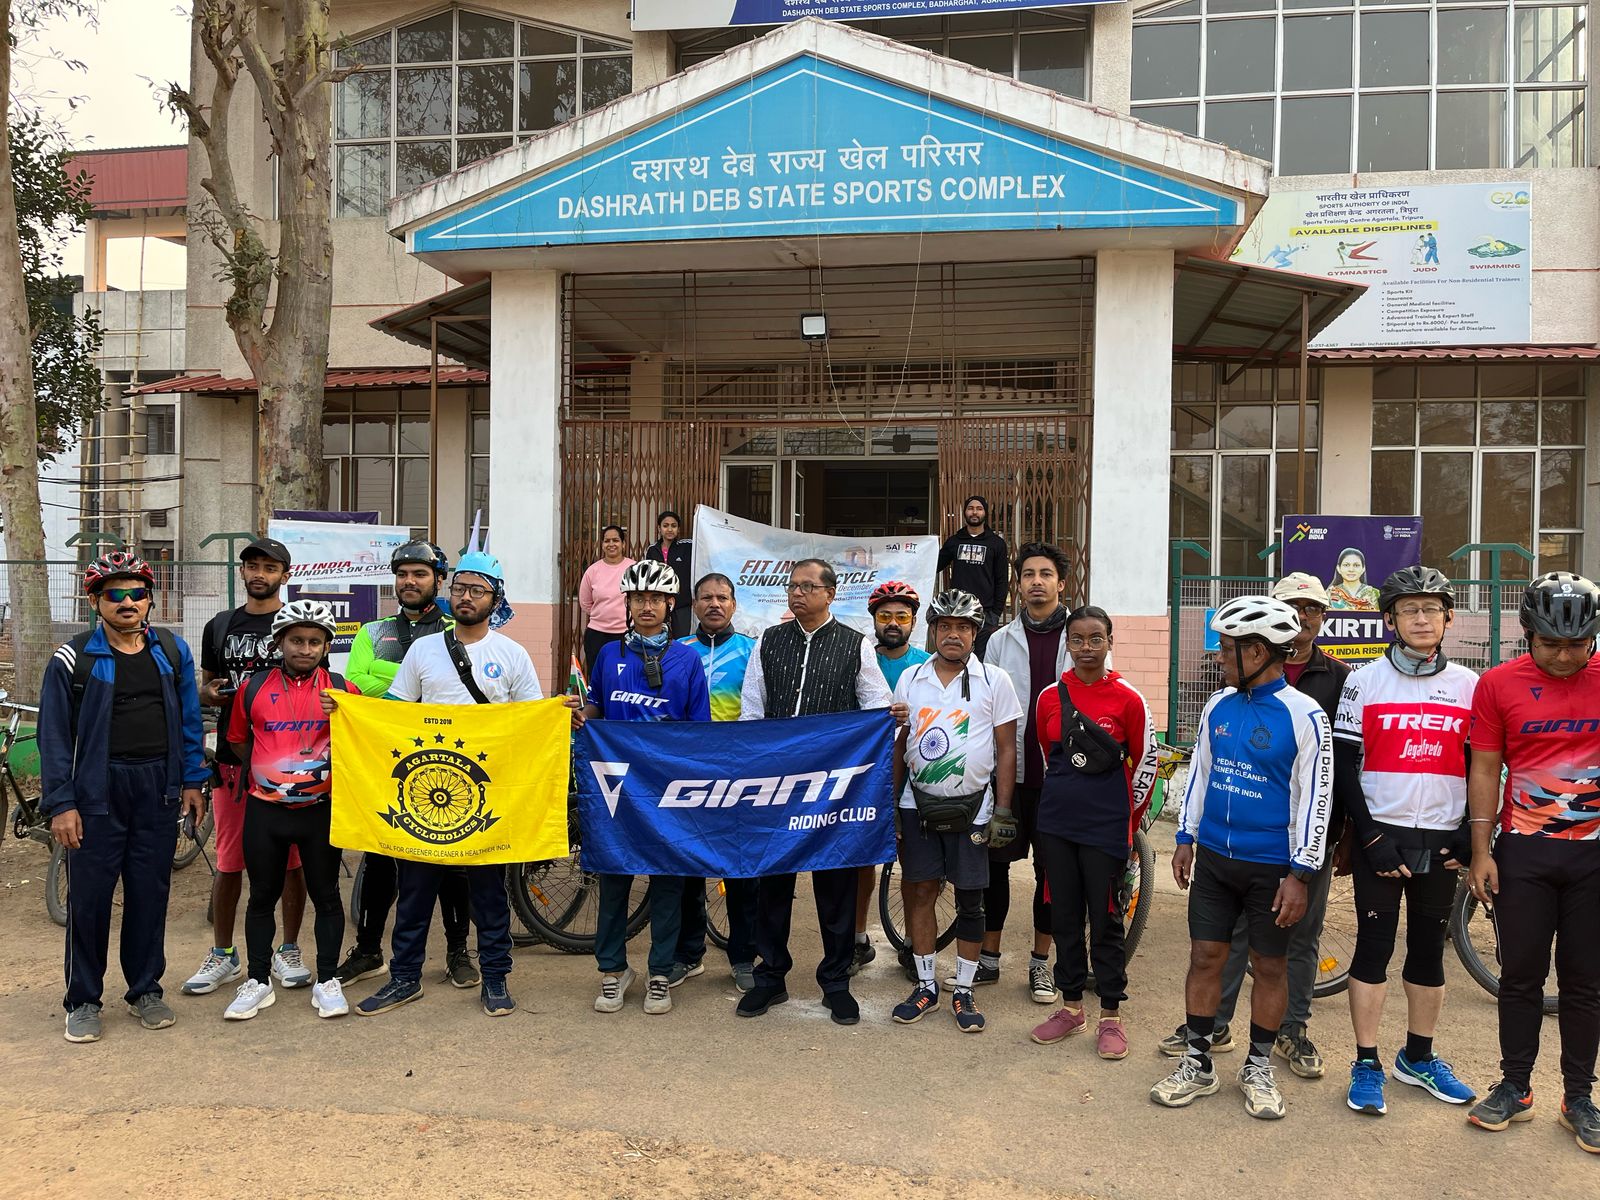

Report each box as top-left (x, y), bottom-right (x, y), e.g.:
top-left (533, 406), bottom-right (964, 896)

top-left (944, 962), bottom-right (999, 988)
top-left (181, 947), bottom-right (242, 995)
top-left (1237, 1062), bottom-right (1287, 1120)
top-left (1559, 1096), bottom-right (1600, 1154)
top-left (1274, 1022), bottom-right (1325, 1079)
top-left (356, 977), bottom-right (423, 1016)
top-left (64, 1003), bottom-right (102, 1043)
top-left (1468, 1080), bottom-right (1535, 1130)
top-left (1158, 1021), bottom-right (1233, 1058)
top-left (1030, 1005), bottom-right (1087, 1045)
top-left (334, 948), bottom-right (386, 986)
top-left (848, 939), bottom-right (876, 975)
top-left (1347, 1060), bottom-right (1388, 1115)
top-left (950, 989), bottom-right (985, 1033)
top-left (1028, 960), bottom-right (1059, 1005)
top-left (482, 979), bottom-right (516, 1018)
top-left (271, 943), bottom-right (312, 989)
top-left (1097, 1016), bottom-right (1129, 1060)
top-left (823, 991), bottom-right (860, 1026)
top-left (1150, 1057), bottom-right (1221, 1108)
top-left (224, 979), bottom-right (276, 1021)
top-left (445, 947), bottom-right (481, 989)
top-left (311, 978), bottom-right (349, 1018)
top-left (1393, 1050), bottom-right (1476, 1105)
top-left (127, 993), bottom-right (175, 1030)
top-left (666, 960), bottom-right (705, 987)
top-left (892, 984), bottom-right (939, 1024)
top-left (643, 975), bottom-right (673, 1015)
top-left (594, 967), bottom-right (637, 1014)
top-left (731, 962), bottom-right (756, 993)
top-left (735, 984), bottom-right (788, 1017)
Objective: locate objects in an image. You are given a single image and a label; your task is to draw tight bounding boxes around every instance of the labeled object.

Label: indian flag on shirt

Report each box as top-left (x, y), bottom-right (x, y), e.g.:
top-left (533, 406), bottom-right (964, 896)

top-left (910, 706), bottom-right (969, 787)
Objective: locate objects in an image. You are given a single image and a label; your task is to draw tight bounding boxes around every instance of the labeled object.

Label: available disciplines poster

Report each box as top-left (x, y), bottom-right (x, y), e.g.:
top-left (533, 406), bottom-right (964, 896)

top-left (1281, 515), bottom-right (1423, 662)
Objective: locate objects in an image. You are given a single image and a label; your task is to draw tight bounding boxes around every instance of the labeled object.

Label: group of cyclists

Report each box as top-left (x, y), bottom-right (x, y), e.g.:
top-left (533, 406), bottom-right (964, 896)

top-left (28, 512), bottom-right (1600, 1156)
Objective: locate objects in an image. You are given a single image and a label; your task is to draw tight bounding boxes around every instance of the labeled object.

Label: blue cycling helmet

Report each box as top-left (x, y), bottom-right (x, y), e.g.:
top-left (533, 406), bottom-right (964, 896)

top-left (454, 550), bottom-right (504, 594)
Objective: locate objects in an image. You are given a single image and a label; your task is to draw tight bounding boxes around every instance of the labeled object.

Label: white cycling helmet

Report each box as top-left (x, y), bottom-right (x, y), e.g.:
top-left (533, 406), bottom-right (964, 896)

top-left (271, 599), bottom-right (339, 641)
top-left (619, 559), bottom-right (680, 596)
top-left (1209, 595), bottom-right (1301, 647)
top-left (928, 589), bottom-right (985, 626)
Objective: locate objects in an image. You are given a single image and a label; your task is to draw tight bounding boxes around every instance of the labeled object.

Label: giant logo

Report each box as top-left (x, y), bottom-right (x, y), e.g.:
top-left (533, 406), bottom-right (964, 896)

top-left (588, 760), bottom-right (875, 816)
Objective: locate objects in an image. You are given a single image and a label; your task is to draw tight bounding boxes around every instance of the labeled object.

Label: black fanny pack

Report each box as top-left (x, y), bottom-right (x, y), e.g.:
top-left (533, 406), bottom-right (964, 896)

top-left (909, 784), bottom-right (985, 834)
top-left (1055, 680), bottom-right (1127, 775)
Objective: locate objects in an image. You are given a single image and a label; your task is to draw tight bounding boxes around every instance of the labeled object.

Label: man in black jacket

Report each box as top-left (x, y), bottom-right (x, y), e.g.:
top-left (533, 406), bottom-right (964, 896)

top-left (937, 497), bottom-right (1008, 654)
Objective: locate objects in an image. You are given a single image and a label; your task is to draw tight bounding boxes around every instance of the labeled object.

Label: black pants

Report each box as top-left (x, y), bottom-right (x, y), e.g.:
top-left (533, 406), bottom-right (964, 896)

top-left (1348, 842), bottom-right (1457, 987)
top-left (679, 876), bottom-right (759, 967)
top-left (583, 628), bottom-right (625, 674)
top-left (1494, 835), bottom-right (1600, 1099)
top-left (754, 867), bottom-right (858, 995)
top-left (1036, 831), bottom-right (1128, 1005)
top-left (242, 796), bottom-right (344, 985)
top-left (64, 756), bottom-right (173, 1010)
top-left (354, 852), bottom-right (469, 956)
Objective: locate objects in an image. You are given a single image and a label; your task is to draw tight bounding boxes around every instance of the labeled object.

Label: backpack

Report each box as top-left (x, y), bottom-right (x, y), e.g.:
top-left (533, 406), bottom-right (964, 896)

top-left (68, 625), bottom-right (184, 737)
top-left (231, 666), bottom-right (347, 788)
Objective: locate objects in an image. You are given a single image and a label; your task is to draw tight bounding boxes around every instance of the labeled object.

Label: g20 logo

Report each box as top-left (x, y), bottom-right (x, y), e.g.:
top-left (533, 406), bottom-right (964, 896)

top-left (1489, 189), bottom-right (1530, 208)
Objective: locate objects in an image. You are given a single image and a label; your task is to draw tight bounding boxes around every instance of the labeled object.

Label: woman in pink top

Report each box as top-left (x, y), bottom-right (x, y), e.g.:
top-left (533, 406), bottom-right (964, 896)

top-left (579, 525), bottom-right (635, 671)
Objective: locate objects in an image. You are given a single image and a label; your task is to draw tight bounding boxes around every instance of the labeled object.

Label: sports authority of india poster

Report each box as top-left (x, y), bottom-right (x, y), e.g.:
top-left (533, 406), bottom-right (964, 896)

top-left (329, 694), bottom-right (570, 866)
top-left (691, 505), bottom-right (938, 641)
top-left (1233, 183), bottom-right (1531, 348)
top-left (1282, 515), bottom-right (1423, 662)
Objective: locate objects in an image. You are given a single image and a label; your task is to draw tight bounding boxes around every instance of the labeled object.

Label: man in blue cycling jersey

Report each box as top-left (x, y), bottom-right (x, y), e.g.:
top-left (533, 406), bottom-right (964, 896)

top-left (1152, 596), bottom-right (1332, 1121)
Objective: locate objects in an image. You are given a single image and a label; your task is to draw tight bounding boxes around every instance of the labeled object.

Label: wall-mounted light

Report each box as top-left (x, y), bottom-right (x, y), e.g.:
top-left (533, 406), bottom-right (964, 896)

top-left (800, 312), bottom-right (828, 341)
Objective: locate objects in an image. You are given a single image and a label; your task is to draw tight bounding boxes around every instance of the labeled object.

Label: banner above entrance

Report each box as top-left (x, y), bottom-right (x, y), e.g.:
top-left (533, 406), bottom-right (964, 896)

top-left (412, 53), bottom-right (1239, 253)
top-left (631, 1), bottom-right (1104, 29)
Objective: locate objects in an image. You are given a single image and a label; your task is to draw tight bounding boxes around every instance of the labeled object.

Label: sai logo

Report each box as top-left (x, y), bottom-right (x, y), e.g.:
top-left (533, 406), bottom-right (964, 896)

top-left (384, 736), bottom-right (500, 844)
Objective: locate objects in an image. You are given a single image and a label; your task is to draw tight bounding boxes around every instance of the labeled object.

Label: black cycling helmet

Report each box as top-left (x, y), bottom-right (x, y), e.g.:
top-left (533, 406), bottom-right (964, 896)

top-left (1520, 572), bottom-right (1600, 641)
top-left (391, 540), bottom-right (450, 576)
top-left (1378, 566), bottom-right (1454, 615)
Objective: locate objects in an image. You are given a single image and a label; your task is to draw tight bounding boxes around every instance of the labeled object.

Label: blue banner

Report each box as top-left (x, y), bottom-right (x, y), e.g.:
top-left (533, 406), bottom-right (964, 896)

top-left (574, 711), bottom-right (896, 877)
top-left (632, 2), bottom-right (1100, 30)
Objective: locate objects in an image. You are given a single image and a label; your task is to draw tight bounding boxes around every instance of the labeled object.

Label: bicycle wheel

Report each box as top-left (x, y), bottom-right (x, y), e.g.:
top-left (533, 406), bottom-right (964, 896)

top-left (1121, 828), bottom-right (1157, 957)
top-left (173, 805), bottom-right (213, 870)
top-left (1311, 873), bottom-right (1356, 998)
top-left (704, 877), bottom-right (730, 951)
top-left (877, 861), bottom-right (958, 953)
top-left (1449, 880), bottom-right (1558, 1015)
top-left (47, 843), bottom-right (69, 928)
top-left (508, 859), bottom-right (650, 953)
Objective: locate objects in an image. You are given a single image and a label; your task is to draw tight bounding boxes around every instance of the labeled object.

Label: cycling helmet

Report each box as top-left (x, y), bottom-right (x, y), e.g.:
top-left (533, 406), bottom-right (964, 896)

top-left (867, 579), bottom-right (920, 613)
top-left (1209, 596), bottom-right (1301, 647)
top-left (392, 540), bottom-right (450, 575)
top-left (83, 551), bottom-right (155, 595)
top-left (1271, 572), bottom-right (1330, 608)
top-left (927, 589), bottom-right (985, 626)
top-left (1520, 572), bottom-right (1600, 641)
top-left (1378, 565), bottom-right (1455, 614)
top-left (619, 559), bottom-right (680, 596)
top-left (271, 599), bottom-right (338, 640)
top-left (454, 550), bottom-right (505, 593)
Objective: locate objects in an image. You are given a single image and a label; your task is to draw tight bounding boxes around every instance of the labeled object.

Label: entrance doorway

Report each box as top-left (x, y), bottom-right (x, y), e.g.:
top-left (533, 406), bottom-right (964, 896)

top-left (722, 459), bottom-right (936, 536)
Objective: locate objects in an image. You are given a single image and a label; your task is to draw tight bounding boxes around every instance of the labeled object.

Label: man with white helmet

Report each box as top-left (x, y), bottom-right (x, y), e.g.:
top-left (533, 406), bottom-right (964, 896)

top-left (1152, 596), bottom-right (1333, 1120)
top-left (222, 600), bottom-right (362, 1021)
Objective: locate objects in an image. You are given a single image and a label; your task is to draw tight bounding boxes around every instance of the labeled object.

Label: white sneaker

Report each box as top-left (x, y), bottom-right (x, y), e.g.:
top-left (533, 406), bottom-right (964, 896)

top-left (224, 979), bottom-right (276, 1021)
top-left (311, 978), bottom-right (349, 1018)
top-left (1238, 1062), bottom-right (1287, 1120)
top-left (594, 967), bottom-right (636, 1013)
top-left (643, 975), bottom-right (672, 1015)
top-left (272, 943), bottom-right (312, 988)
top-left (181, 948), bottom-right (242, 995)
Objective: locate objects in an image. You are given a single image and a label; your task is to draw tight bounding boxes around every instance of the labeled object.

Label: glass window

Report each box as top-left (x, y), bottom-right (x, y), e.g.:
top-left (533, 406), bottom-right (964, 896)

top-left (1280, 96), bottom-right (1352, 173)
top-left (1019, 28), bottom-right (1087, 96)
top-left (1220, 455), bottom-right (1271, 575)
top-left (1134, 103), bottom-right (1200, 135)
top-left (1283, 15), bottom-right (1353, 90)
top-left (1481, 399), bottom-right (1538, 444)
top-left (324, 392), bottom-right (444, 528)
top-left (1206, 99), bottom-right (1274, 160)
top-left (1358, 92), bottom-right (1429, 171)
top-left (1133, 22), bottom-right (1201, 99)
top-left (396, 140), bottom-right (450, 194)
top-left (1420, 363), bottom-right (1476, 398)
top-left (1481, 452), bottom-right (1535, 550)
top-left (1371, 449), bottom-right (1415, 515)
top-left (1437, 91), bottom-right (1507, 168)
top-left (458, 137), bottom-right (511, 167)
top-left (1207, 18), bottom-right (1276, 95)
top-left (1173, 404), bottom-right (1218, 450)
top-left (1419, 401), bottom-right (1477, 444)
top-left (1516, 88), bottom-right (1586, 167)
top-left (336, 71), bottom-right (389, 141)
top-left (335, 144), bottom-right (388, 217)
top-left (1420, 452), bottom-right (1473, 567)
top-left (949, 34), bottom-right (1014, 74)
top-left (397, 67), bottom-right (451, 136)
top-left (1361, 11), bottom-right (1430, 86)
top-left (1540, 448), bottom-right (1581, 526)
top-left (521, 60), bottom-right (577, 130)
top-left (398, 13), bottom-right (452, 63)
top-left (1542, 399), bottom-right (1583, 442)
top-left (457, 63), bottom-right (514, 134)
top-left (1439, 9), bottom-right (1507, 84)
top-left (458, 11), bottom-right (514, 61)
top-left (1372, 401), bottom-right (1416, 445)
top-left (582, 56), bottom-right (632, 113)
top-left (1516, 7), bottom-right (1586, 82)
top-left (522, 23), bottom-right (576, 56)
top-left (1372, 365), bottom-right (1417, 399)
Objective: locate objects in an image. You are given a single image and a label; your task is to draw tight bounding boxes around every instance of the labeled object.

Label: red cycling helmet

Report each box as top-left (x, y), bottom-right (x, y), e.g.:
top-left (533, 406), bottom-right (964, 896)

top-left (83, 551), bottom-right (156, 595)
top-left (867, 580), bottom-right (920, 613)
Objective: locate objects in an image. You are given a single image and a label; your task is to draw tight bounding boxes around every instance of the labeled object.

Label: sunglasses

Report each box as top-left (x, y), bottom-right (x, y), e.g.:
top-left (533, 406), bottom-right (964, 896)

top-left (101, 586), bottom-right (150, 604)
top-left (874, 611), bottom-right (914, 626)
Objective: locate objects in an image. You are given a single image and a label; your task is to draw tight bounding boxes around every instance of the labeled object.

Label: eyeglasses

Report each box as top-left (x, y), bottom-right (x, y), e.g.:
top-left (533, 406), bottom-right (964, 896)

top-left (449, 583), bottom-right (494, 600)
top-left (1068, 635), bottom-right (1107, 649)
top-left (874, 611), bottom-right (914, 626)
top-left (786, 581), bottom-right (828, 595)
top-left (101, 586), bottom-right (150, 604)
top-left (1394, 604), bottom-right (1447, 619)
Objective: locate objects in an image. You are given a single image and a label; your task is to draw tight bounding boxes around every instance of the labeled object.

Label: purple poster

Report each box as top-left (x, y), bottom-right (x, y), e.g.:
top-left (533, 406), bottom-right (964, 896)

top-left (1281, 514), bottom-right (1423, 662)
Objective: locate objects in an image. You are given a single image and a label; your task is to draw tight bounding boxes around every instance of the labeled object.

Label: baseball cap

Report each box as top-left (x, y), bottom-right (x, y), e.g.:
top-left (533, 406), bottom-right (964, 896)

top-left (240, 536), bottom-right (292, 567)
top-left (1271, 571), bottom-right (1329, 607)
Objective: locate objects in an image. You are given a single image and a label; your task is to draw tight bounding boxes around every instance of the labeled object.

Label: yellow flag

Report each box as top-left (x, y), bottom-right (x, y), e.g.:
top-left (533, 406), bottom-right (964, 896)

top-left (329, 693), bottom-right (569, 866)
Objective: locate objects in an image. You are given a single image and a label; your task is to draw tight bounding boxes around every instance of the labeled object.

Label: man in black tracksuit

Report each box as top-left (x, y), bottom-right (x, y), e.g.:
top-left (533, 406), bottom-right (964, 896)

top-left (938, 496), bottom-right (1009, 654)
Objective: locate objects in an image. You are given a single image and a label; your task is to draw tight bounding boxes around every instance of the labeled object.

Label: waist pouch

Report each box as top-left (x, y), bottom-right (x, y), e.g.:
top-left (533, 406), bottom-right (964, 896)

top-left (910, 784), bottom-right (984, 834)
top-left (1055, 681), bottom-right (1127, 775)
top-left (1372, 821), bottom-right (1456, 851)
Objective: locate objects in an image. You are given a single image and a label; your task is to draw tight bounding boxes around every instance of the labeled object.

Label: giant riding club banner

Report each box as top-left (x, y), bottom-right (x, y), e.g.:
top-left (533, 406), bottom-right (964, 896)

top-left (1282, 514), bottom-right (1423, 663)
top-left (329, 694), bottom-right (571, 866)
top-left (692, 504), bottom-right (937, 642)
top-left (632, 1), bottom-right (1101, 28)
top-left (575, 711), bottom-right (896, 877)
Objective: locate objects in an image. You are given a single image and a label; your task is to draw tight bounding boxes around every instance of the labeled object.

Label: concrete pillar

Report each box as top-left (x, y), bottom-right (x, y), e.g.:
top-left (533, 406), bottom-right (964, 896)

top-left (489, 269), bottom-right (563, 686)
top-left (1090, 3), bottom-right (1133, 114)
top-left (1319, 366), bottom-right (1373, 516)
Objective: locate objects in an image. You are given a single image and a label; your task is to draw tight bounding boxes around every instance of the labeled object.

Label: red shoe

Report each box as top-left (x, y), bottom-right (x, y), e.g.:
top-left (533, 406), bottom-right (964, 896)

top-left (1097, 1016), bottom-right (1129, 1060)
top-left (1030, 1005), bottom-right (1086, 1045)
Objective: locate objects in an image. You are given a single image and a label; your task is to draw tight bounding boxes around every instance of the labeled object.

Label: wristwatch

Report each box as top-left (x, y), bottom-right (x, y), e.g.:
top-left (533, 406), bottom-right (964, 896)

top-left (1288, 866), bottom-right (1316, 885)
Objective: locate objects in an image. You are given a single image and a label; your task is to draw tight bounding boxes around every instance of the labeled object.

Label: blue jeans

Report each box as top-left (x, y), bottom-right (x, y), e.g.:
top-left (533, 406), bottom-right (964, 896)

top-left (595, 874), bottom-right (688, 977)
top-left (391, 861), bottom-right (512, 985)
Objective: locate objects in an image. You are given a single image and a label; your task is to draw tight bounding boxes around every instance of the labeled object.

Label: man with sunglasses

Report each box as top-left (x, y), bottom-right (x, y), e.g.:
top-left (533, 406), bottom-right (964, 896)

top-left (40, 553), bottom-right (208, 1042)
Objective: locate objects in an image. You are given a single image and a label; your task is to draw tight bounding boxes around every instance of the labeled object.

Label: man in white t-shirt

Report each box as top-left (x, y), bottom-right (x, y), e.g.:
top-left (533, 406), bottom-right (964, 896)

top-left (349, 547), bottom-right (543, 1020)
top-left (890, 589), bottom-right (1021, 1033)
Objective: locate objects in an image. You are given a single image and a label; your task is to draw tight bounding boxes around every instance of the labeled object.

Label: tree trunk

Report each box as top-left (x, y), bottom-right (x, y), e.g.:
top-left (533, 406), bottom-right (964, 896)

top-left (0, 1), bottom-right (54, 699)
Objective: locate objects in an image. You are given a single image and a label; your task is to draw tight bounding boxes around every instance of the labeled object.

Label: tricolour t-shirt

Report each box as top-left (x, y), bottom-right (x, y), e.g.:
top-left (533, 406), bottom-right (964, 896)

top-left (389, 630), bottom-right (544, 706)
top-left (1333, 655), bottom-right (1476, 830)
top-left (893, 657), bottom-right (1023, 824)
top-left (1470, 653), bottom-right (1600, 840)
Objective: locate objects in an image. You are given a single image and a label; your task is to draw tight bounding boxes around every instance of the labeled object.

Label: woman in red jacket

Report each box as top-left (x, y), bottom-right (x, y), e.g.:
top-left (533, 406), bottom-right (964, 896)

top-left (1027, 605), bottom-right (1159, 1061)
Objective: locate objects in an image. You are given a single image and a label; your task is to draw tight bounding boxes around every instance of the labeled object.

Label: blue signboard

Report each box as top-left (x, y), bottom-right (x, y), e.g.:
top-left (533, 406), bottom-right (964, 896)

top-left (632, 2), bottom-right (1100, 30)
top-left (413, 54), bottom-right (1239, 252)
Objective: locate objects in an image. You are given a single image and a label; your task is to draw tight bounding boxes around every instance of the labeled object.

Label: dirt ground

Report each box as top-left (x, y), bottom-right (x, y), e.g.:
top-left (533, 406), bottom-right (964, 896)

top-left (1, 824), bottom-right (1593, 1200)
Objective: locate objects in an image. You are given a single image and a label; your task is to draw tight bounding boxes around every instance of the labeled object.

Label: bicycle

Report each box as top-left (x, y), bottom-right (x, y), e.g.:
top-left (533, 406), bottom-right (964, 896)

top-left (1, 692), bottom-right (69, 926)
top-left (1449, 860), bottom-right (1559, 1015)
top-left (506, 791), bottom-right (649, 953)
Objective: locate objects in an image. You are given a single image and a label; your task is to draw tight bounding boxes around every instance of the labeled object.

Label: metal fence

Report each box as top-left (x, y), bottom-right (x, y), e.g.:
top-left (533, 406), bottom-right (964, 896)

top-left (1166, 540), bottom-right (1532, 745)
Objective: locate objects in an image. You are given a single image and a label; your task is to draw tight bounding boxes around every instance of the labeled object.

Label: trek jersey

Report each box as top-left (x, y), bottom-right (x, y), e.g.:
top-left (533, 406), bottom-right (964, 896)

top-left (677, 630), bottom-right (755, 722)
top-left (226, 667), bottom-right (361, 805)
top-left (1470, 653), bottom-right (1600, 840)
top-left (877, 646), bottom-right (931, 692)
top-left (1034, 669), bottom-right (1159, 857)
top-left (1177, 676), bottom-right (1334, 871)
top-left (592, 639), bottom-right (711, 723)
top-left (1333, 655), bottom-right (1476, 830)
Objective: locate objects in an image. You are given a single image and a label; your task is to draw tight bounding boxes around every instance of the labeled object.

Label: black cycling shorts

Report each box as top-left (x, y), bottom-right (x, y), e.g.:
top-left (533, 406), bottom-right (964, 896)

top-left (1187, 847), bottom-right (1292, 957)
